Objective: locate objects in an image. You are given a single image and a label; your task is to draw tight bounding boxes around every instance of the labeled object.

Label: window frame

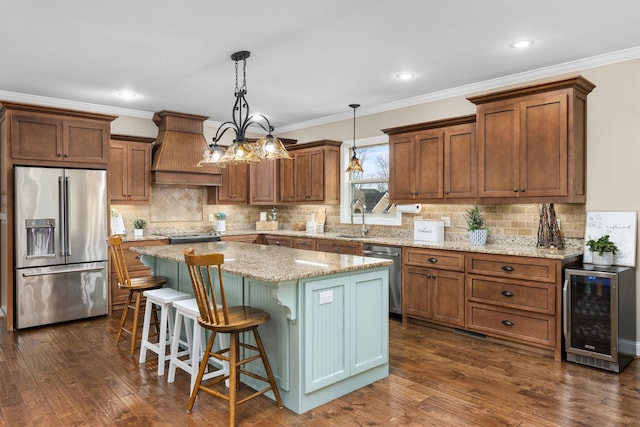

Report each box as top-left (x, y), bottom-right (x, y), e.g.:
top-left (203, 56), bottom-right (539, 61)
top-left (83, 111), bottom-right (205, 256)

top-left (340, 135), bottom-right (402, 226)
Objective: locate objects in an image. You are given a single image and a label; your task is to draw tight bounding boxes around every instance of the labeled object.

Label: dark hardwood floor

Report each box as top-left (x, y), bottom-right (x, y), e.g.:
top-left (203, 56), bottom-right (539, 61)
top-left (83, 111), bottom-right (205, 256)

top-left (1, 313), bottom-right (639, 426)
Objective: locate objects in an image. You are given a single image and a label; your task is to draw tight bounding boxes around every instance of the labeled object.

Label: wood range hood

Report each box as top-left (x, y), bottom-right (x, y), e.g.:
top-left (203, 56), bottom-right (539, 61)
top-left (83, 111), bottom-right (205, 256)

top-left (150, 110), bottom-right (222, 186)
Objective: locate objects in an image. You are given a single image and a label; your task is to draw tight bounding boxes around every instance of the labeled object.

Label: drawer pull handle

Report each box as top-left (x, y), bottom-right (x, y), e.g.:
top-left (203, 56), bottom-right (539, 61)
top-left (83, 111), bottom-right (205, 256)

top-left (501, 265), bottom-right (514, 272)
top-left (501, 290), bottom-right (514, 297)
top-left (501, 320), bottom-right (514, 327)
top-left (428, 257), bottom-right (438, 263)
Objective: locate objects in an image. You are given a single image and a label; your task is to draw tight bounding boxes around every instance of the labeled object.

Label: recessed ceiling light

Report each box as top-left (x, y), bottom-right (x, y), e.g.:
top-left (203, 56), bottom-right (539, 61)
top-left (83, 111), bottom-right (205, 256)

top-left (395, 72), bottom-right (415, 81)
top-left (509, 40), bottom-right (534, 49)
top-left (117, 91), bottom-right (138, 100)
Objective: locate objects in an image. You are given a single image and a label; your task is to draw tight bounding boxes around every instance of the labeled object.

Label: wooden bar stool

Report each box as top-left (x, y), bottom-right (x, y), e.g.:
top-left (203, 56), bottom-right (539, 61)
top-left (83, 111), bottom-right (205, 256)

top-left (183, 248), bottom-right (282, 426)
top-left (167, 298), bottom-right (229, 393)
top-left (139, 287), bottom-right (191, 376)
top-left (109, 235), bottom-right (167, 356)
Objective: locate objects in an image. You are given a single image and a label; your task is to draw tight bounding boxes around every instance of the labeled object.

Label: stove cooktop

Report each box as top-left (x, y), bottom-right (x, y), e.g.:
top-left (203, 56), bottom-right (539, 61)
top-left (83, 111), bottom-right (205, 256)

top-left (168, 232), bottom-right (222, 244)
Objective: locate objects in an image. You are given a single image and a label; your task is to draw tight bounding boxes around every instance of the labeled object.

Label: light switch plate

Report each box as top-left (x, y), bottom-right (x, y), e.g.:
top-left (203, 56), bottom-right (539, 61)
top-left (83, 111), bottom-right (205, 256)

top-left (208, 213), bottom-right (214, 222)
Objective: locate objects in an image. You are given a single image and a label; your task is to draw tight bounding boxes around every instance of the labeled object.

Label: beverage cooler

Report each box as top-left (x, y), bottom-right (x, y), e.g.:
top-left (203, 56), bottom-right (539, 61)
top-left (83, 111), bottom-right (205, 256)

top-left (563, 265), bottom-right (636, 372)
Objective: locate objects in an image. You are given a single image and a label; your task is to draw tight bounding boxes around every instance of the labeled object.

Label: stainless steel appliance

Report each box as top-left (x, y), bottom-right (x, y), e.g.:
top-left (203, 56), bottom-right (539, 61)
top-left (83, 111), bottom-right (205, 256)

top-left (564, 265), bottom-right (636, 372)
top-left (14, 166), bottom-right (108, 329)
top-left (167, 232), bottom-right (222, 244)
top-left (363, 244), bottom-right (402, 316)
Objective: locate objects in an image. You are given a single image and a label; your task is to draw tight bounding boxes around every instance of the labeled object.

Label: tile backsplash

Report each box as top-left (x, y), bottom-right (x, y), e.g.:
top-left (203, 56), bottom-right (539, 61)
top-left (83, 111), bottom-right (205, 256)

top-left (112, 186), bottom-right (585, 246)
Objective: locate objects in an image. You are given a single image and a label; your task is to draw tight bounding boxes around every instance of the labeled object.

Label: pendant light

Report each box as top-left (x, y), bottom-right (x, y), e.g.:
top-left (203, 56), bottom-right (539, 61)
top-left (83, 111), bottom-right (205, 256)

top-left (345, 103), bottom-right (363, 173)
top-left (199, 50), bottom-right (291, 166)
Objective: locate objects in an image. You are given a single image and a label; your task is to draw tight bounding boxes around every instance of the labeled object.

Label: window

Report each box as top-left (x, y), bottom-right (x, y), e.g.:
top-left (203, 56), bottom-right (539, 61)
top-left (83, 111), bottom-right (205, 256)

top-left (340, 135), bottom-right (402, 226)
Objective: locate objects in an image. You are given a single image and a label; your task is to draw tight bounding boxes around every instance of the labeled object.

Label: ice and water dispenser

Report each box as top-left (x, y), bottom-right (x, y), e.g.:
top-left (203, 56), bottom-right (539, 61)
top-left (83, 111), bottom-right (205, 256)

top-left (25, 218), bottom-right (55, 257)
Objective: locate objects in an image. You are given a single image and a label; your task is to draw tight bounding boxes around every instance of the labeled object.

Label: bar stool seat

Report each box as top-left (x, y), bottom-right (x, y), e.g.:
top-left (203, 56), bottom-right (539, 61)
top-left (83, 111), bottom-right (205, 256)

top-left (167, 298), bottom-right (229, 394)
top-left (139, 287), bottom-right (191, 376)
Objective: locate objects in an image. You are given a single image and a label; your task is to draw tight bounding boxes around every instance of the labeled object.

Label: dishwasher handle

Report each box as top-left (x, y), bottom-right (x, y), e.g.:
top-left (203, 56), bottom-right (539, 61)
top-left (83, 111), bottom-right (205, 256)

top-left (362, 250), bottom-right (401, 257)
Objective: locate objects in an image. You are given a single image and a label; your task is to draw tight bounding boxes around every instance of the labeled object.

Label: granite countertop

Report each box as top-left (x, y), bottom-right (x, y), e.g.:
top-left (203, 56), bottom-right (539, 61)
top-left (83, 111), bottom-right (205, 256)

top-left (221, 230), bottom-right (583, 260)
top-left (120, 234), bottom-right (168, 243)
top-left (129, 241), bottom-right (393, 283)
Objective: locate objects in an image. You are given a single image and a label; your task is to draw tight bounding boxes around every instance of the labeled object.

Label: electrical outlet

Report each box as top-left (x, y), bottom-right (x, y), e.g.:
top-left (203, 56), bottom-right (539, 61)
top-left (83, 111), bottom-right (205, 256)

top-left (208, 213), bottom-right (214, 222)
top-left (442, 217), bottom-right (451, 227)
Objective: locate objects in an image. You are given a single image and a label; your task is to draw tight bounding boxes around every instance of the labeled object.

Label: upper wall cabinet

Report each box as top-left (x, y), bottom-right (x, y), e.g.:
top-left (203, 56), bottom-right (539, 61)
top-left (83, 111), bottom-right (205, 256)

top-left (109, 135), bottom-right (154, 204)
top-left (383, 115), bottom-right (476, 204)
top-left (215, 163), bottom-right (249, 204)
top-left (2, 101), bottom-right (116, 168)
top-left (468, 76), bottom-right (595, 203)
top-left (280, 140), bottom-right (341, 205)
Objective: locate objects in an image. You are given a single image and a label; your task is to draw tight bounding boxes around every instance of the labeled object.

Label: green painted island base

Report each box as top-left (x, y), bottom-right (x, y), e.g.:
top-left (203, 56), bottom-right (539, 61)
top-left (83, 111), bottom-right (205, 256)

top-left (140, 253), bottom-right (389, 414)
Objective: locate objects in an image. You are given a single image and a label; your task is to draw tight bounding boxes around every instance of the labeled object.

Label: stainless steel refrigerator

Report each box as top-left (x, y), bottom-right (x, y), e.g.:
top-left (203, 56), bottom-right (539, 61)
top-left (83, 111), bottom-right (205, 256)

top-left (14, 166), bottom-right (109, 329)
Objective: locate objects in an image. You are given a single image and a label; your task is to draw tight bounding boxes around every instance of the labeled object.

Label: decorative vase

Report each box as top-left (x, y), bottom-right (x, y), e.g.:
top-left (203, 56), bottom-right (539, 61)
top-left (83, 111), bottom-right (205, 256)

top-left (216, 219), bottom-right (226, 234)
top-left (469, 229), bottom-right (487, 246)
top-left (591, 251), bottom-right (613, 267)
top-left (134, 228), bottom-right (143, 238)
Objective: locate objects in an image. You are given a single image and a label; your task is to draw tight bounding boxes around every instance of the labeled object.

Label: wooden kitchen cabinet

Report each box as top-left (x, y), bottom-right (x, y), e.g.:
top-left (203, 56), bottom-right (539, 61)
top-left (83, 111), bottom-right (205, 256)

top-left (315, 239), bottom-right (362, 256)
top-left (4, 101), bottom-right (115, 167)
top-left (468, 76), bottom-right (595, 203)
top-left (383, 115), bottom-right (476, 203)
top-left (465, 252), bottom-right (578, 361)
top-left (249, 159), bottom-right (280, 204)
top-left (262, 235), bottom-right (294, 247)
top-left (109, 135), bottom-right (153, 204)
top-left (215, 163), bottom-right (249, 204)
top-left (280, 140), bottom-right (341, 204)
top-left (294, 237), bottom-right (316, 251)
top-left (221, 234), bottom-right (259, 243)
top-left (110, 238), bottom-right (169, 310)
top-left (402, 248), bottom-right (465, 327)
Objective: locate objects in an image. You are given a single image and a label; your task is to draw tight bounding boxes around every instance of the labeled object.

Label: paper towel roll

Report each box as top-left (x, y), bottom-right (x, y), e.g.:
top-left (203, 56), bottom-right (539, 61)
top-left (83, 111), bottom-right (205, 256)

top-left (396, 204), bottom-right (422, 214)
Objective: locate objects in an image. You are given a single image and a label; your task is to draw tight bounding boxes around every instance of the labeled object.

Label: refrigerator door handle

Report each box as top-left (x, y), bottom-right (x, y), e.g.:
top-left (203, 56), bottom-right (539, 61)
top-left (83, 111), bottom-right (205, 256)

top-left (59, 176), bottom-right (66, 256)
top-left (562, 278), bottom-right (569, 340)
top-left (21, 265), bottom-right (105, 277)
top-left (64, 176), bottom-right (70, 256)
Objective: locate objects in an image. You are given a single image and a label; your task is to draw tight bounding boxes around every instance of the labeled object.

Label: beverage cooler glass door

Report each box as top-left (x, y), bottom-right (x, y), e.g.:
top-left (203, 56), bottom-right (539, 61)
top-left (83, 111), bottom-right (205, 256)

top-left (564, 269), bottom-right (617, 362)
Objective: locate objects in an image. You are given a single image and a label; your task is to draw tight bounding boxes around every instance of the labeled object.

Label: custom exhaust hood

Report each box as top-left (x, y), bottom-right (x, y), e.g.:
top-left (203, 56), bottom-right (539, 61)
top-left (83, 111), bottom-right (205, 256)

top-left (150, 110), bottom-right (222, 186)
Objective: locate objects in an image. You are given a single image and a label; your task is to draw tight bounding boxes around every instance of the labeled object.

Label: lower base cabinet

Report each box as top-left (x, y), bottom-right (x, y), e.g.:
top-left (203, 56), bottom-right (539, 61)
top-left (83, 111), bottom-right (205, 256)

top-left (403, 247), bottom-right (579, 361)
top-left (403, 248), bottom-right (465, 328)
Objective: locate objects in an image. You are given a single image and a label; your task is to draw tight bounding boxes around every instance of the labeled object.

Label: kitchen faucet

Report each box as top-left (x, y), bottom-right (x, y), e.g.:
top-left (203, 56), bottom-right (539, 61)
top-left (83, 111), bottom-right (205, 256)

top-left (351, 198), bottom-right (368, 236)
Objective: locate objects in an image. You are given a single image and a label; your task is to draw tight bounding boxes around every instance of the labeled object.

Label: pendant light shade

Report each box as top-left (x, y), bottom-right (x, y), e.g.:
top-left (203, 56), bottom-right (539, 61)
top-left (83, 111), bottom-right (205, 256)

top-left (198, 50), bottom-right (291, 166)
top-left (345, 103), bottom-right (363, 173)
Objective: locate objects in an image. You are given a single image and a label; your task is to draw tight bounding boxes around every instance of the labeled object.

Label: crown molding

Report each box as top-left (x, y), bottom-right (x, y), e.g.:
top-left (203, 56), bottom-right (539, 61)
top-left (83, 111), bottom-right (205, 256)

top-left (3, 46), bottom-right (640, 132)
top-left (276, 45), bottom-right (640, 133)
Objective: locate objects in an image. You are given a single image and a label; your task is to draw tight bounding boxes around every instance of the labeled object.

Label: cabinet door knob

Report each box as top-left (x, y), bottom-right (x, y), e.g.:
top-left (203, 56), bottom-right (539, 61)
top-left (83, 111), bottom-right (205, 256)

top-left (501, 290), bottom-right (514, 297)
top-left (513, 188), bottom-right (518, 192)
top-left (501, 265), bottom-right (514, 272)
top-left (428, 257), bottom-right (437, 263)
top-left (501, 320), bottom-right (515, 327)
top-left (520, 188), bottom-right (526, 192)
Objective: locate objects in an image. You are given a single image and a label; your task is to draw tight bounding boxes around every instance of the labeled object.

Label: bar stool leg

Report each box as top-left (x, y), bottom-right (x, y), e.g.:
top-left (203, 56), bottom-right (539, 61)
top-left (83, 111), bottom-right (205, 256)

top-left (139, 297), bottom-right (154, 363)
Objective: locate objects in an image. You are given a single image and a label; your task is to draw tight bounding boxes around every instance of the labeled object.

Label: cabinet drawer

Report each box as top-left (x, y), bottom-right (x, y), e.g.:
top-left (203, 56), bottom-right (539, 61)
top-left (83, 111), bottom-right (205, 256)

top-left (404, 248), bottom-right (464, 271)
top-left (316, 240), bottom-right (362, 255)
top-left (467, 276), bottom-right (555, 315)
top-left (466, 303), bottom-right (555, 347)
top-left (263, 235), bottom-right (294, 247)
top-left (466, 254), bottom-right (557, 283)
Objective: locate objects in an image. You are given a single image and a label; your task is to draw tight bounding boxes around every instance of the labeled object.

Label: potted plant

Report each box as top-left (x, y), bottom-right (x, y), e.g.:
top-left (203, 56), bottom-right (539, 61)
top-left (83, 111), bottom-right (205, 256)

top-left (465, 204), bottom-right (487, 246)
top-left (215, 212), bottom-right (227, 234)
top-left (133, 218), bottom-right (146, 238)
top-left (586, 234), bottom-right (618, 267)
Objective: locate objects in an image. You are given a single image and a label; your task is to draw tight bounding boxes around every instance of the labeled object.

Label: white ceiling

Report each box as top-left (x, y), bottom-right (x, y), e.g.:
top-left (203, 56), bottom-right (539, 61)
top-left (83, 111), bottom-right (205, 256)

top-left (2, 0), bottom-right (640, 133)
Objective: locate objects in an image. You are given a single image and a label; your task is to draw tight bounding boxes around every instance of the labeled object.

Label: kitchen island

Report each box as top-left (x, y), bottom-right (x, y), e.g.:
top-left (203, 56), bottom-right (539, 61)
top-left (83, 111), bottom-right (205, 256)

top-left (130, 241), bottom-right (392, 414)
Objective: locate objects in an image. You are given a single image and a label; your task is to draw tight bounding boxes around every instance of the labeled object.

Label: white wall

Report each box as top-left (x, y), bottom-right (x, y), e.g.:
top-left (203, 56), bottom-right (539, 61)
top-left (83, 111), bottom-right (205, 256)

top-left (111, 57), bottom-right (640, 353)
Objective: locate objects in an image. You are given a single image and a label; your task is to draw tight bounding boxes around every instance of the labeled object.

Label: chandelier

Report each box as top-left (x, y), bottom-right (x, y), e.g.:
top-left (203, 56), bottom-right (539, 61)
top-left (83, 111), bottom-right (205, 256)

top-left (199, 50), bottom-right (291, 167)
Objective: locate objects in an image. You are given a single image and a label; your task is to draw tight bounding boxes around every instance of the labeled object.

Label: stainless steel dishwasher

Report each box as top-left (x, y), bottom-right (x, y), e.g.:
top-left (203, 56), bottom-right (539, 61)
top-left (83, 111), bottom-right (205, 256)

top-left (362, 245), bottom-right (402, 316)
